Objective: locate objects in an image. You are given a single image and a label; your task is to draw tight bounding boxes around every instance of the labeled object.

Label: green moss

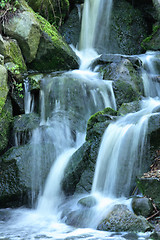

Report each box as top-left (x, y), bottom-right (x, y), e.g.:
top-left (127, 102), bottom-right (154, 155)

top-left (0, 99), bottom-right (13, 154)
top-left (35, 13), bottom-right (68, 49)
top-left (141, 24), bottom-right (160, 50)
top-left (0, 86), bottom-right (8, 113)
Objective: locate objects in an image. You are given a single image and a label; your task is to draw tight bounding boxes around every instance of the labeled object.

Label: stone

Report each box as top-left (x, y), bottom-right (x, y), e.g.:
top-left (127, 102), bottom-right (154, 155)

top-left (97, 204), bottom-right (152, 232)
top-left (1, 38), bottom-right (27, 72)
top-left (28, 14), bottom-right (79, 71)
top-left (3, 10), bottom-right (41, 63)
top-left (132, 197), bottom-right (154, 217)
top-left (78, 196), bottom-right (97, 208)
top-left (0, 64), bottom-right (8, 113)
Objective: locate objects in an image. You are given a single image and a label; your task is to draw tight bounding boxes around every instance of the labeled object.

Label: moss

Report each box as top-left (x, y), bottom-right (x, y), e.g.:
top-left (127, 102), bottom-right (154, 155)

top-left (0, 99), bottom-right (13, 154)
top-left (0, 86), bottom-right (8, 113)
top-left (141, 24), bottom-right (160, 50)
top-left (35, 13), bottom-right (69, 50)
top-left (4, 40), bottom-right (27, 72)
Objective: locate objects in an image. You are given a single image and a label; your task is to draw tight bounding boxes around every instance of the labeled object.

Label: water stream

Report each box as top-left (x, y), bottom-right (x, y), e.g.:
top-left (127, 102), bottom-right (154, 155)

top-left (0, 0), bottom-right (160, 239)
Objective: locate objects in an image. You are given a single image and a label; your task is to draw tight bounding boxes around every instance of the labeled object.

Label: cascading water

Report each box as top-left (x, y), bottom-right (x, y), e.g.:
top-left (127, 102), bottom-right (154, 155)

top-left (0, 0), bottom-right (160, 239)
top-left (79, 0), bottom-right (113, 53)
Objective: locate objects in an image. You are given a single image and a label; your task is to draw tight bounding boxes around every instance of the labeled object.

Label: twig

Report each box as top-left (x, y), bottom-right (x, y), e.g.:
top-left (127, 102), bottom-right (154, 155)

top-left (146, 211), bottom-right (160, 221)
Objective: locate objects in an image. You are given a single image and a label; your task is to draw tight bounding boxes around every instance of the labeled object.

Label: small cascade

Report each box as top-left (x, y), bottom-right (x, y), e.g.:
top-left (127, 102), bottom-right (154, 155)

top-left (92, 98), bottom-right (160, 198)
top-left (29, 70), bottom-right (116, 207)
top-left (79, 0), bottom-right (113, 53)
top-left (24, 80), bottom-right (34, 114)
top-left (140, 51), bottom-right (160, 97)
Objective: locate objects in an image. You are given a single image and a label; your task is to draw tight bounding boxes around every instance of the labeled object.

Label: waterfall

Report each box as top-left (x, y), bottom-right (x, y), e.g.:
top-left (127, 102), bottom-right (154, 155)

top-left (140, 51), bottom-right (160, 97)
top-left (30, 70), bottom-right (116, 208)
top-left (24, 80), bottom-right (34, 114)
top-left (79, 0), bottom-right (113, 53)
top-left (92, 98), bottom-right (160, 197)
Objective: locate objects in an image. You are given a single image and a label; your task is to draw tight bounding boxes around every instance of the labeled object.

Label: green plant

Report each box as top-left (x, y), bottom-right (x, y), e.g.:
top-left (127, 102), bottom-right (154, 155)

top-left (0, 0), bottom-right (19, 23)
top-left (14, 82), bottom-right (24, 98)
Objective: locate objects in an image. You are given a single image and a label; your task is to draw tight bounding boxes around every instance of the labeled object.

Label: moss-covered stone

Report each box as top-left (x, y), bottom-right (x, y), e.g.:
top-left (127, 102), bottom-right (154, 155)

top-left (0, 65), bottom-right (8, 113)
top-left (0, 97), bottom-right (13, 155)
top-left (136, 178), bottom-right (160, 209)
top-left (141, 24), bottom-right (160, 51)
top-left (28, 14), bottom-right (78, 71)
top-left (1, 38), bottom-right (27, 73)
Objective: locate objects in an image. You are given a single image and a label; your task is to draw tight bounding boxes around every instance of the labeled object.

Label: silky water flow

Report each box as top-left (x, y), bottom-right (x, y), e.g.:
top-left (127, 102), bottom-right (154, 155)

top-left (0, 0), bottom-right (160, 239)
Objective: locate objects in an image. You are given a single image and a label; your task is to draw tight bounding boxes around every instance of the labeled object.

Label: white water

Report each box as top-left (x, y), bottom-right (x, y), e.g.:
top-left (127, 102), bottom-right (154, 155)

top-left (92, 98), bottom-right (160, 197)
top-left (1, 1), bottom-right (160, 240)
top-left (79, 0), bottom-right (113, 53)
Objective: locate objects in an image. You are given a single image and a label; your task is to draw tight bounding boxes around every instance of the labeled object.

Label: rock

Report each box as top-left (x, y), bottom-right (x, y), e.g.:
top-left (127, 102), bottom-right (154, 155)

top-left (0, 97), bottom-right (13, 155)
top-left (0, 37), bottom-right (27, 73)
top-left (64, 208), bottom-right (92, 228)
top-left (97, 0), bottom-right (148, 55)
top-left (132, 197), bottom-right (153, 217)
top-left (27, 73), bottom-right (43, 92)
top-left (0, 54), bottom-right (4, 65)
top-left (153, 0), bottom-right (160, 21)
top-left (61, 6), bottom-right (81, 47)
top-left (3, 9), bottom-right (41, 63)
top-left (97, 56), bottom-right (143, 108)
top-left (142, 24), bottom-right (160, 51)
top-left (78, 196), bottom-right (97, 208)
top-left (0, 64), bottom-right (8, 113)
top-left (0, 135), bottom-right (56, 207)
top-left (118, 101), bottom-right (141, 116)
top-left (136, 178), bottom-right (160, 208)
top-left (62, 108), bottom-right (117, 195)
top-left (97, 204), bottom-right (152, 232)
top-left (11, 113), bottom-right (40, 146)
top-left (28, 14), bottom-right (79, 71)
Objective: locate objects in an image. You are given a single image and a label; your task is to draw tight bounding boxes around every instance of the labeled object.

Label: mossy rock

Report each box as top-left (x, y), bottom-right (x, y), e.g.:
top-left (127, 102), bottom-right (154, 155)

top-left (136, 178), bottom-right (160, 209)
top-left (0, 97), bottom-right (13, 155)
top-left (0, 37), bottom-right (27, 73)
top-left (29, 14), bottom-right (79, 71)
top-left (141, 24), bottom-right (160, 51)
top-left (86, 107), bottom-right (117, 142)
top-left (0, 64), bottom-right (8, 113)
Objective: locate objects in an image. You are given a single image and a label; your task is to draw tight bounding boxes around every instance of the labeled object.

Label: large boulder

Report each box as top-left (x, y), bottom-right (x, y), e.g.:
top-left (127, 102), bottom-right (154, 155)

top-left (97, 204), bottom-right (152, 232)
top-left (28, 14), bottom-right (79, 71)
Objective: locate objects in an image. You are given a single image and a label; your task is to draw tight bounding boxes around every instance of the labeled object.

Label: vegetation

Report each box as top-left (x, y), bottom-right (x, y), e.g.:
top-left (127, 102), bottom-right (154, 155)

top-left (0, 0), bottom-right (19, 23)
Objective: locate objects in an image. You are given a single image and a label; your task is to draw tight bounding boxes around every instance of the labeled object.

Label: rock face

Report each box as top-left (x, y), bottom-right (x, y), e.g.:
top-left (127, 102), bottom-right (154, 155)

top-left (97, 204), bottom-right (152, 232)
top-left (61, 7), bottom-right (81, 47)
top-left (0, 64), bottom-right (8, 113)
top-left (105, 0), bottom-right (148, 54)
top-left (93, 54), bottom-right (144, 108)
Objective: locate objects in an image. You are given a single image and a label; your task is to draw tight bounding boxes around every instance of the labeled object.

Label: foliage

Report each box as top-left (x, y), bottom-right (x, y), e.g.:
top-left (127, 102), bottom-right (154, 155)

top-left (0, 0), bottom-right (19, 23)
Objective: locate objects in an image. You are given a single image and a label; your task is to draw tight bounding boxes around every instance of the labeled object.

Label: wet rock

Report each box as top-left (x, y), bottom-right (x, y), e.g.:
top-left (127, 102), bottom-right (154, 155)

top-left (78, 196), bottom-right (97, 208)
top-left (11, 113), bottom-right (40, 146)
top-left (97, 204), bottom-right (152, 232)
top-left (118, 101), bottom-right (141, 116)
top-left (132, 196), bottom-right (154, 217)
top-left (61, 7), bottom-right (81, 47)
top-left (136, 178), bottom-right (160, 208)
